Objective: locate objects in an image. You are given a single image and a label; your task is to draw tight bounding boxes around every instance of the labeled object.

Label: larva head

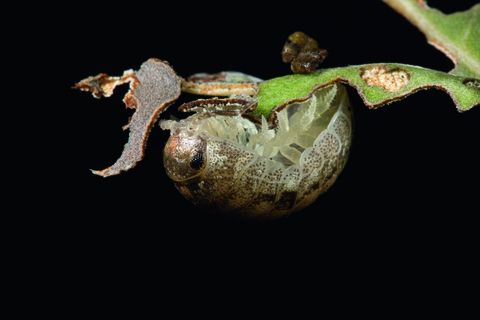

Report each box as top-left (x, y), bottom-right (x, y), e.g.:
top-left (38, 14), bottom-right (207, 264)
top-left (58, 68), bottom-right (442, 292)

top-left (163, 134), bottom-right (208, 181)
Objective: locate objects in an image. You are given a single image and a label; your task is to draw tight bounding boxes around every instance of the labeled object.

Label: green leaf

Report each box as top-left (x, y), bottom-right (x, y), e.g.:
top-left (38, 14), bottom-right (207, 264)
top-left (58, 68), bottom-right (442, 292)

top-left (254, 63), bottom-right (480, 118)
top-left (383, 0), bottom-right (480, 79)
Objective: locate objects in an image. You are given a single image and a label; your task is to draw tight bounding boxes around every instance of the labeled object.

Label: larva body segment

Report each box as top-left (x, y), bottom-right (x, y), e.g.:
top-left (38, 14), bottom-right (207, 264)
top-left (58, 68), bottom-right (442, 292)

top-left (161, 84), bottom-right (353, 221)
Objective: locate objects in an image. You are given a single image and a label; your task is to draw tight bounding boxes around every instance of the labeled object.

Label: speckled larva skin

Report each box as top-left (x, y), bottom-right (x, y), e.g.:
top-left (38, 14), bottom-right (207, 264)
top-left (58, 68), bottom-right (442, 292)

top-left (162, 84), bottom-right (353, 221)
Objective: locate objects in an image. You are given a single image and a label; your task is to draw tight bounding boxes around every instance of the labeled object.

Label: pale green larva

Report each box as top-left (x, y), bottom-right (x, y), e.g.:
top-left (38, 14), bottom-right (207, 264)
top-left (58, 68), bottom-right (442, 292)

top-left (160, 83), bottom-right (353, 222)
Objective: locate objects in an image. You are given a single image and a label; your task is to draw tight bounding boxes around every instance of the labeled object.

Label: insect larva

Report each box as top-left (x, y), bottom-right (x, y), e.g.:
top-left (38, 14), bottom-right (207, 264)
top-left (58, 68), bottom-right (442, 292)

top-left (160, 83), bottom-right (353, 222)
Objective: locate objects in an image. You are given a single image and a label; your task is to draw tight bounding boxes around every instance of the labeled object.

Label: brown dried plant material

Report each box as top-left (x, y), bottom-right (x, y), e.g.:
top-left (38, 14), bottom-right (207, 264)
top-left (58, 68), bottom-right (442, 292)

top-left (281, 32), bottom-right (328, 74)
top-left (74, 58), bottom-right (182, 177)
top-left (73, 70), bottom-right (136, 98)
top-left (182, 81), bottom-right (257, 96)
top-left (176, 94), bottom-right (267, 128)
top-left (281, 32), bottom-right (317, 63)
top-left (187, 72), bottom-right (261, 83)
top-left (181, 71), bottom-right (261, 96)
top-left (178, 94), bottom-right (258, 115)
top-left (361, 65), bottom-right (411, 92)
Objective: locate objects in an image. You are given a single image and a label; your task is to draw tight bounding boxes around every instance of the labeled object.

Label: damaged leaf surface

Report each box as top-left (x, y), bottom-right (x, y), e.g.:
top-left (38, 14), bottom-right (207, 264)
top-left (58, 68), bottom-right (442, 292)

top-left (254, 63), bottom-right (480, 118)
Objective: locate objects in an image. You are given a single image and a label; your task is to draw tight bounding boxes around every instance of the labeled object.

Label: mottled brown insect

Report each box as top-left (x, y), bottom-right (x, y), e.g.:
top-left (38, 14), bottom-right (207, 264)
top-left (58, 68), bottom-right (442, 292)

top-left (161, 84), bottom-right (353, 222)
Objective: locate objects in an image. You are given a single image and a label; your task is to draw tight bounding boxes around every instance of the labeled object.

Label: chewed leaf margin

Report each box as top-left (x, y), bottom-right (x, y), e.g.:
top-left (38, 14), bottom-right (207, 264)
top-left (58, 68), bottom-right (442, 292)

top-left (254, 63), bottom-right (480, 121)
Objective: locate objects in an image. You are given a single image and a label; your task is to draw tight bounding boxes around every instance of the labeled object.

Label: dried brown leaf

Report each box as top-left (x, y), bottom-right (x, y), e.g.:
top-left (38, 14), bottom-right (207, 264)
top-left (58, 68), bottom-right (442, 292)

top-left (181, 72), bottom-right (261, 96)
top-left (73, 70), bottom-right (136, 98)
top-left (178, 94), bottom-right (258, 114)
top-left (74, 58), bottom-right (182, 177)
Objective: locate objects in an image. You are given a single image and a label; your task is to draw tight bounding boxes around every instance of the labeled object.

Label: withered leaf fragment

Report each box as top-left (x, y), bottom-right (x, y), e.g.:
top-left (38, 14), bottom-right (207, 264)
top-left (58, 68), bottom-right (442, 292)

top-left (177, 94), bottom-right (266, 127)
top-left (181, 71), bottom-right (261, 96)
top-left (282, 32), bottom-right (328, 74)
top-left (73, 70), bottom-right (136, 98)
top-left (74, 58), bottom-right (182, 177)
top-left (178, 94), bottom-right (258, 116)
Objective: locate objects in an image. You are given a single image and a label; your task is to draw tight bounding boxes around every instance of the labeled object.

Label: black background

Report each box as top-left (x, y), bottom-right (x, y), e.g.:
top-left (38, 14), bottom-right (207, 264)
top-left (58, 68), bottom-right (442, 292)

top-left (55, 0), bottom-right (480, 293)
